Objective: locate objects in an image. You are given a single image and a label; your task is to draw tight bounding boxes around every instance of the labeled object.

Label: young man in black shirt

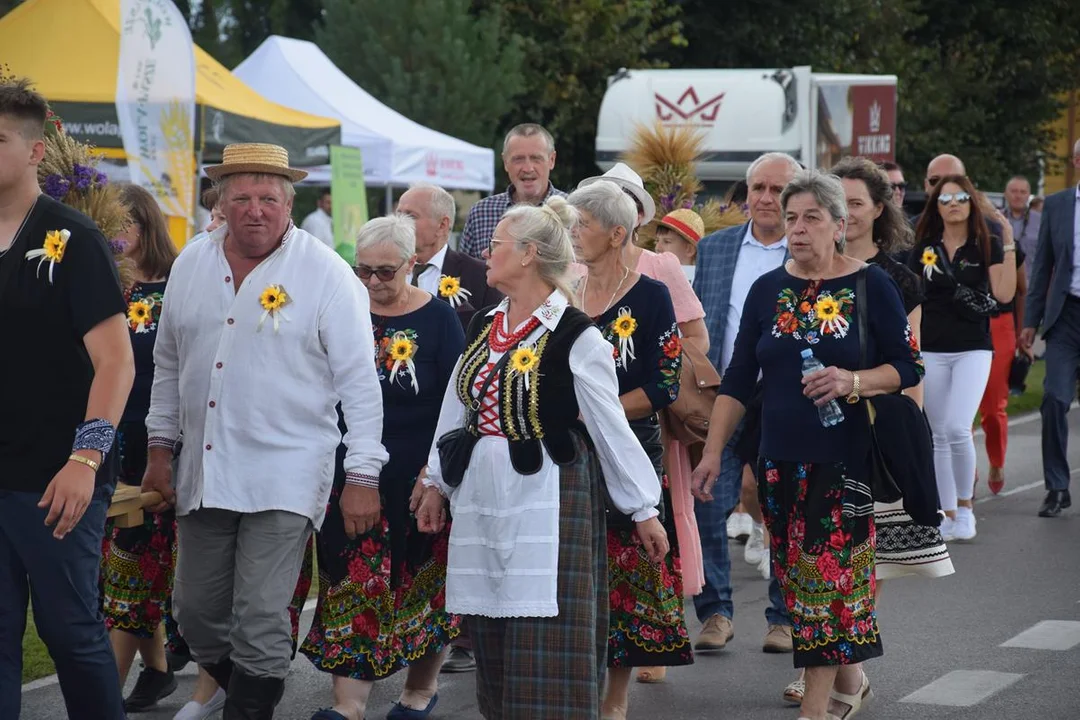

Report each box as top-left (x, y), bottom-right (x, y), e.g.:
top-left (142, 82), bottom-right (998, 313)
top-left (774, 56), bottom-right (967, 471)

top-left (0, 79), bottom-right (133, 719)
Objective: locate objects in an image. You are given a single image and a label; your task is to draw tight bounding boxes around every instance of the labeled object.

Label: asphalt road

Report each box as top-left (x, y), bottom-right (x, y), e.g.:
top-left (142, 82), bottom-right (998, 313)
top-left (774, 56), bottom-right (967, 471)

top-left (19, 408), bottom-right (1080, 720)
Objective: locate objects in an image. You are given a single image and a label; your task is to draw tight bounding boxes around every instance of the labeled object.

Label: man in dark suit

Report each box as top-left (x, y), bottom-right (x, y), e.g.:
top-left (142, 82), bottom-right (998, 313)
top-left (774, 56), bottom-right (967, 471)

top-left (398, 183), bottom-right (503, 330)
top-left (1020, 139), bottom-right (1080, 518)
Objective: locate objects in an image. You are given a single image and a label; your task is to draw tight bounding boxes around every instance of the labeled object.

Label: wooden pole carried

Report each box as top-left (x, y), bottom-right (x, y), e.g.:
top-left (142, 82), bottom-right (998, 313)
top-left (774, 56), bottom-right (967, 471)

top-left (106, 484), bottom-right (165, 528)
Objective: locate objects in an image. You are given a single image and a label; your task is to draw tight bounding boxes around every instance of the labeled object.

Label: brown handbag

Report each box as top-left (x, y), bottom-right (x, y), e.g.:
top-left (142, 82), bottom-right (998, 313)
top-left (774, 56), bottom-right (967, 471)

top-left (661, 336), bottom-right (721, 447)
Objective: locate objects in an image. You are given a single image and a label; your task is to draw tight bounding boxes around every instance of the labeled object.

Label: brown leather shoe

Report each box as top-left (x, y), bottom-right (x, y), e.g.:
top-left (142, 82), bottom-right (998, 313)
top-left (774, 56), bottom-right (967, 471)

top-left (762, 623), bottom-right (794, 653)
top-left (694, 614), bottom-right (734, 652)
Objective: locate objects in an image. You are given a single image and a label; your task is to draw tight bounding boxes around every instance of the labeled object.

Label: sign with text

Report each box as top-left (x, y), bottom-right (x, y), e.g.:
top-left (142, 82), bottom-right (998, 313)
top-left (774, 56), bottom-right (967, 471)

top-left (330, 145), bottom-right (369, 263)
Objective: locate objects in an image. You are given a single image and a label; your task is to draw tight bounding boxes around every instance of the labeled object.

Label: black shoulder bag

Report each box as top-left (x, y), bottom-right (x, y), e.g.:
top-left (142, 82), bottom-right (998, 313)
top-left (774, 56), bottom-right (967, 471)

top-left (435, 350), bottom-right (514, 488)
top-left (935, 244), bottom-right (999, 321)
top-left (855, 268), bottom-right (941, 525)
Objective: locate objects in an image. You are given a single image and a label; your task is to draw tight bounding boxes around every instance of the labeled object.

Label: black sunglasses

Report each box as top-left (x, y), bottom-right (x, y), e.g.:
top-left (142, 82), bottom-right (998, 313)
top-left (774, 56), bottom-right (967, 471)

top-left (890, 182), bottom-right (908, 192)
top-left (354, 261), bottom-right (407, 281)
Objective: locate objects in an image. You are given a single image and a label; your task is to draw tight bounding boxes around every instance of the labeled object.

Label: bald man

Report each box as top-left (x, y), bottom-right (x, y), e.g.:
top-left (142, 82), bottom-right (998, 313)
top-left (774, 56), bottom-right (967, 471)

top-left (924, 154), bottom-right (966, 192)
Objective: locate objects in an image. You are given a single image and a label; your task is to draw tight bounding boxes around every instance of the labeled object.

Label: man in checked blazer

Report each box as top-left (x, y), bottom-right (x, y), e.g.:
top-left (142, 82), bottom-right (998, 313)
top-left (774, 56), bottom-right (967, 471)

top-left (691, 152), bottom-right (799, 656)
top-left (1020, 138), bottom-right (1080, 518)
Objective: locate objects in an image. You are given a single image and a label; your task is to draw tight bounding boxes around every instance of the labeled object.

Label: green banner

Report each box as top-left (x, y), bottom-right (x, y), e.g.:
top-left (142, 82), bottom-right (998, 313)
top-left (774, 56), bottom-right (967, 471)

top-left (330, 145), bottom-right (369, 263)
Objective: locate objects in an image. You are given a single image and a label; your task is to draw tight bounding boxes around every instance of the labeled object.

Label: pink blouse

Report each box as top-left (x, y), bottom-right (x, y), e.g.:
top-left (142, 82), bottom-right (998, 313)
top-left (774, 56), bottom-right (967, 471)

top-left (635, 249), bottom-right (705, 324)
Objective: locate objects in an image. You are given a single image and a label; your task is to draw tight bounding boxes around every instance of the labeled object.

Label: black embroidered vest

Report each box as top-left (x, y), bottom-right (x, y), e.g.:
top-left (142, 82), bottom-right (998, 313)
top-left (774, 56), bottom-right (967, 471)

top-left (457, 305), bottom-right (594, 474)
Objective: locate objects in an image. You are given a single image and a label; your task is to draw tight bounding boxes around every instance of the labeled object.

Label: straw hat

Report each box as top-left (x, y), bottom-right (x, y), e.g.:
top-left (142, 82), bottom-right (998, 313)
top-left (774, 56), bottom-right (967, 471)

top-left (205, 143), bottom-right (308, 182)
top-left (577, 162), bottom-right (656, 227)
top-left (657, 208), bottom-right (705, 244)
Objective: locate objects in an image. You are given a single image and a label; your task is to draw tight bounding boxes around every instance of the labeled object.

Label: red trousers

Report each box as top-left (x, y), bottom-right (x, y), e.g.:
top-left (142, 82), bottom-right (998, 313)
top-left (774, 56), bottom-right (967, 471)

top-left (979, 312), bottom-right (1015, 468)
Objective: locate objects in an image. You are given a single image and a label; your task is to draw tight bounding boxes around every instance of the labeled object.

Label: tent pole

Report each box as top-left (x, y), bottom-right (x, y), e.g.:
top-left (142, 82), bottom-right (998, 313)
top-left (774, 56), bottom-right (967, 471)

top-left (384, 185), bottom-right (393, 215)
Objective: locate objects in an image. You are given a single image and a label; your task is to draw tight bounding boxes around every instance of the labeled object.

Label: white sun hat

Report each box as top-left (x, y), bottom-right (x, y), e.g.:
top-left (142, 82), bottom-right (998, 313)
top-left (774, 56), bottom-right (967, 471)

top-left (577, 162), bottom-right (656, 227)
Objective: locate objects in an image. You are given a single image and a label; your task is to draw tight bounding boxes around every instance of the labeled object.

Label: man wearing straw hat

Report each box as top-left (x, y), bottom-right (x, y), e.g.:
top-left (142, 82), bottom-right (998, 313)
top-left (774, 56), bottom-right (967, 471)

top-left (142, 143), bottom-right (389, 718)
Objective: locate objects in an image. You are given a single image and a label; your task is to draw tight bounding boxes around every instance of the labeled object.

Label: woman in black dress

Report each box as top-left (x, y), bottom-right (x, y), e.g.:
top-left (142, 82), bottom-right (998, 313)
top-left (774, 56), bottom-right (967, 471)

top-left (302, 215), bottom-right (464, 720)
top-left (99, 184), bottom-right (180, 712)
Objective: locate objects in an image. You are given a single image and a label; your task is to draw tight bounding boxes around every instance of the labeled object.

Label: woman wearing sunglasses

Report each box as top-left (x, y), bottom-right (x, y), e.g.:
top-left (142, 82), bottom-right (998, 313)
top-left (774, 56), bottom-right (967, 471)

top-left (301, 215), bottom-right (466, 720)
top-left (907, 175), bottom-right (1016, 542)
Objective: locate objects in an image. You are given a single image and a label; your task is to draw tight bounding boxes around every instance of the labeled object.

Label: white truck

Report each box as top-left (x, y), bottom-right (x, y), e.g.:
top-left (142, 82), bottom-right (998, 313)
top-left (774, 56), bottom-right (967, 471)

top-left (596, 67), bottom-right (898, 194)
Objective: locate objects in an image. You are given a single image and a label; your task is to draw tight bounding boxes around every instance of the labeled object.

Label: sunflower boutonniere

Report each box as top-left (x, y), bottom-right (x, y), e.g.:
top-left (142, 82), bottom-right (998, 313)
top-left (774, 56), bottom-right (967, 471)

top-left (438, 275), bottom-right (472, 308)
top-left (611, 306), bottom-right (638, 370)
top-left (257, 284), bottom-right (291, 333)
top-left (127, 297), bottom-right (155, 333)
top-left (814, 293), bottom-right (849, 338)
top-left (920, 246), bottom-right (942, 280)
top-left (387, 331), bottom-right (420, 393)
top-left (25, 229), bottom-right (70, 284)
top-left (509, 345), bottom-right (540, 391)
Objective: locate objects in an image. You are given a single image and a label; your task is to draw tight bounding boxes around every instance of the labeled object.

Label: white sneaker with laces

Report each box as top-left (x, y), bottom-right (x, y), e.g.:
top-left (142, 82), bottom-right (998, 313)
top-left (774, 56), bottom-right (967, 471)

top-left (727, 512), bottom-right (752, 541)
top-left (953, 507), bottom-right (977, 541)
top-left (939, 515), bottom-right (957, 542)
top-left (744, 522), bottom-right (765, 565)
top-left (757, 548), bottom-right (771, 579)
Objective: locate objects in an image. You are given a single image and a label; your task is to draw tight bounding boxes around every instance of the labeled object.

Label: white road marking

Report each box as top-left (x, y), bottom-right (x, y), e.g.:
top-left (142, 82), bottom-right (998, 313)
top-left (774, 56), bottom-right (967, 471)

top-left (900, 670), bottom-right (1025, 706)
top-left (975, 481), bottom-right (1043, 504)
top-left (1001, 620), bottom-right (1080, 651)
top-left (973, 401), bottom-right (1078, 436)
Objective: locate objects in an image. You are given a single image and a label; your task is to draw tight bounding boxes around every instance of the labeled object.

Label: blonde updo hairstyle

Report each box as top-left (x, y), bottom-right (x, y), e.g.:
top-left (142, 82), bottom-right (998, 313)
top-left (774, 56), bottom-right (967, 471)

top-left (500, 196), bottom-right (579, 305)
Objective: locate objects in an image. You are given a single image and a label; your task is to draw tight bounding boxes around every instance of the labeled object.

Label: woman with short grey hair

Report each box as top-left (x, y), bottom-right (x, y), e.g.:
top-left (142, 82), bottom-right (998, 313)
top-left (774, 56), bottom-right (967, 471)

top-left (301, 214), bottom-right (466, 720)
top-left (568, 182), bottom-right (694, 720)
top-left (692, 170), bottom-right (925, 720)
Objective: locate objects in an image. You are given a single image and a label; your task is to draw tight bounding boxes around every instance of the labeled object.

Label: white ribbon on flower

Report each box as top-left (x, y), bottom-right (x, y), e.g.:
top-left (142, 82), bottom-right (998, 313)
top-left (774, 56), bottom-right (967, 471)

top-left (440, 276), bottom-right (473, 308)
top-left (388, 331), bottom-right (420, 394)
top-left (257, 307), bottom-right (290, 333)
top-left (922, 250), bottom-right (943, 281)
top-left (615, 306), bottom-right (636, 371)
top-left (25, 229), bottom-right (70, 285)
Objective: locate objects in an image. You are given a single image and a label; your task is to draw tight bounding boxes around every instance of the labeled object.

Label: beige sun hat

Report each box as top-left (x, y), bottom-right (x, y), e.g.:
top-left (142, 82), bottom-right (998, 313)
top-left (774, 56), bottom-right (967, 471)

top-left (204, 143), bottom-right (308, 182)
top-left (577, 162), bottom-right (656, 227)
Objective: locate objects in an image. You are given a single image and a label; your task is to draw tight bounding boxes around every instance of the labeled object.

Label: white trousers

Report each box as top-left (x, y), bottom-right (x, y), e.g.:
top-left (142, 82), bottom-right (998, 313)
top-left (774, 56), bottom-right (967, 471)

top-left (922, 350), bottom-right (993, 511)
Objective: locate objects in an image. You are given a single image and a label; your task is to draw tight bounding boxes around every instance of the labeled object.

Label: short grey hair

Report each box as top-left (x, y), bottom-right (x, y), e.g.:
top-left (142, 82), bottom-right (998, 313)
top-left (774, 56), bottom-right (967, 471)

top-left (566, 181), bottom-right (637, 247)
top-left (409, 181), bottom-right (456, 225)
top-left (502, 123), bottom-right (555, 156)
top-left (355, 214), bottom-right (415, 263)
top-left (215, 173), bottom-right (296, 202)
top-left (746, 152), bottom-right (801, 184)
top-left (1073, 138), bottom-right (1080, 157)
top-left (780, 170), bottom-right (849, 252)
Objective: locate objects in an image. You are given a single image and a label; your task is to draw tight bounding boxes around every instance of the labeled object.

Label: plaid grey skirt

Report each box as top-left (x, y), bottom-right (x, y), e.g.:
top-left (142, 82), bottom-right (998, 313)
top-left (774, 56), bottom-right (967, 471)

top-left (467, 431), bottom-right (607, 719)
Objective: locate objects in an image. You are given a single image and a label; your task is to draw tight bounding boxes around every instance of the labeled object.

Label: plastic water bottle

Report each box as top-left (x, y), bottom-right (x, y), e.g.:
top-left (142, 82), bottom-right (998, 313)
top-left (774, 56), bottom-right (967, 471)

top-left (800, 348), bottom-right (845, 428)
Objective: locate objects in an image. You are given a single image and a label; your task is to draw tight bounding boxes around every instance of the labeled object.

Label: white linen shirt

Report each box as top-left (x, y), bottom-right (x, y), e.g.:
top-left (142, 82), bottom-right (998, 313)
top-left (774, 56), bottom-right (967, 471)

top-left (406, 244), bottom-right (448, 295)
top-left (146, 224), bottom-right (389, 528)
top-left (721, 222), bottom-right (788, 374)
top-left (300, 207), bottom-right (334, 249)
top-left (423, 290), bottom-right (661, 618)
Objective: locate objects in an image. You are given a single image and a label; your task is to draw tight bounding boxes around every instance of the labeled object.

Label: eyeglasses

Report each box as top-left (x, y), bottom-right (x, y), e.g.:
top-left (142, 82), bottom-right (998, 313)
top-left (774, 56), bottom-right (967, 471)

top-left (354, 261), bottom-right (407, 281)
top-left (890, 182), bottom-right (907, 192)
top-left (938, 191), bottom-right (971, 205)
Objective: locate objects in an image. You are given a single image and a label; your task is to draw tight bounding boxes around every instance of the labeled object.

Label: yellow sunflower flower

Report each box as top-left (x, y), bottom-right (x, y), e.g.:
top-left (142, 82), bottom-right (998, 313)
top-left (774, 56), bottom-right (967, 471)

top-left (259, 285), bottom-right (289, 312)
top-left (43, 230), bottom-right (68, 262)
top-left (613, 314), bottom-right (638, 339)
top-left (127, 300), bottom-right (152, 326)
top-left (815, 296), bottom-right (841, 322)
top-left (920, 248), bottom-right (937, 266)
top-left (510, 346), bottom-right (539, 374)
top-left (438, 276), bottom-right (461, 297)
top-left (389, 337), bottom-right (415, 362)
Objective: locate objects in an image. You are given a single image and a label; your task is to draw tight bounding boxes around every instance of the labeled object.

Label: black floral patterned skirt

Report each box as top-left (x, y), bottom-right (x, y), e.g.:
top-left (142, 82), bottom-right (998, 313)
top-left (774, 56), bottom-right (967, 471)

top-left (759, 458), bottom-right (883, 668)
top-left (300, 477), bottom-right (459, 680)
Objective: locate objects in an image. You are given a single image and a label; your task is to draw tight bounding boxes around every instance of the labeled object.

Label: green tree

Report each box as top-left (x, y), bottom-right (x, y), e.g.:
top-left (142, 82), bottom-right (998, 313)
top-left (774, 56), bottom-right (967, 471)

top-left (316, 0), bottom-right (526, 150)
top-left (475, 0), bottom-right (684, 189)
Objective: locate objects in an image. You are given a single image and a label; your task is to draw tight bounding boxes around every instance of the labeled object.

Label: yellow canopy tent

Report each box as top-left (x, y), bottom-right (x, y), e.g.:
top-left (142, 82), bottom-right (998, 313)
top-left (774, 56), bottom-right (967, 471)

top-left (0, 0), bottom-right (340, 243)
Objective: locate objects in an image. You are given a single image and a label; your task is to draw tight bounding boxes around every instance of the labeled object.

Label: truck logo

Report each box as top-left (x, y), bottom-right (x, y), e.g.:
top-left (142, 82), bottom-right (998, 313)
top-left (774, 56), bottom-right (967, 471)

top-left (655, 87), bottom-right (726, 124)
top-left (869, 101), bottom-right (882, 133)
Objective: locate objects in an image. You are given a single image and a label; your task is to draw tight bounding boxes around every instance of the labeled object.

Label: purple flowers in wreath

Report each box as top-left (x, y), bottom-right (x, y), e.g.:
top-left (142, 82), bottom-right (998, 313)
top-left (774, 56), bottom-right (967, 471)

top-left (43, 163), bottom-right (109, 202)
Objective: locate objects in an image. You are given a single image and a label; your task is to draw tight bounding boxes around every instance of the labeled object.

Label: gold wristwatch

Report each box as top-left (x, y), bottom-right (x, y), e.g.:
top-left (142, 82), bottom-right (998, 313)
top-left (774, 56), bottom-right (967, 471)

top-left (846, 372), bottom-right (862, 404)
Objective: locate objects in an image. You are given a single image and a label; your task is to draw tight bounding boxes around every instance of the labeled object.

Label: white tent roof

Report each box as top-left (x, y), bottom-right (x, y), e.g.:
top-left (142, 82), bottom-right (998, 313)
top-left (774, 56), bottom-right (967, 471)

top-left (234, 36), bottom-right (495, 191)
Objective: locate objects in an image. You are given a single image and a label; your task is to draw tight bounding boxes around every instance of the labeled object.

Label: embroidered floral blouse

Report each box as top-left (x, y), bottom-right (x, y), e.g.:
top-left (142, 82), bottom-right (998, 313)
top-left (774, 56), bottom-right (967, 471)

top-left (593, 275), bottom-right (682, 411)
top-left (719, 264), bottom-right (924, 465)
top-left (123, 280), bottom-right (167, 424)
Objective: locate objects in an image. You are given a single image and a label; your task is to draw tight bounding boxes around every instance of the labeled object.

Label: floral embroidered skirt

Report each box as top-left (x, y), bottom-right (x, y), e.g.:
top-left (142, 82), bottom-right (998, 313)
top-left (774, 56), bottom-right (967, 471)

top-left (607, 478), bottom-right (693, 669)
top-left (300, 479), bottom-right (459, 680)
top-left (101, 422), bottom-right (180, 643)
top-left (759, 458), bottom-right (883, 668)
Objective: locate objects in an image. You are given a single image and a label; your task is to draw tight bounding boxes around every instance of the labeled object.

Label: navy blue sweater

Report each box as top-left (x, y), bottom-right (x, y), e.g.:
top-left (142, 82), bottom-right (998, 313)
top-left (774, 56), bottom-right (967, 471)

top-left (719, 264), bottom-right (923, 465)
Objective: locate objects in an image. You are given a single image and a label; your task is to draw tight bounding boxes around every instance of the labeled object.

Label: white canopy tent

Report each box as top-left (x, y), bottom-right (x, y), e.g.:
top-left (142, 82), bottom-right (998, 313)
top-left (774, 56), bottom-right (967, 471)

top-left (234, 36), bottom-right (496, 193)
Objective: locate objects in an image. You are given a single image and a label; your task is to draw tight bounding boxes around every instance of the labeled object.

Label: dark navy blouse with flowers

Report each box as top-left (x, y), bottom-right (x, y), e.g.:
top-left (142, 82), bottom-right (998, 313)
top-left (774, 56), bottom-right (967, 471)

top-left (123, 280), bottom-right (167, 423)
top-left (594, 275), bottom-right (682, 412)
top-left (719, 263), bottom-right (923, 465)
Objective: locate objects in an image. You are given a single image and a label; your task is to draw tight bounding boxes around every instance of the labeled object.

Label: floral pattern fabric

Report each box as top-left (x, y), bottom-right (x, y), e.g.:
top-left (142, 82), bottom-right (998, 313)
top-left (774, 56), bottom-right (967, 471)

top-left (759, 458), bottom-right (882, 668)
top-left (771, 280), bottom-right (856, 344)
top-left (125, 285), bottom-right (164, 334)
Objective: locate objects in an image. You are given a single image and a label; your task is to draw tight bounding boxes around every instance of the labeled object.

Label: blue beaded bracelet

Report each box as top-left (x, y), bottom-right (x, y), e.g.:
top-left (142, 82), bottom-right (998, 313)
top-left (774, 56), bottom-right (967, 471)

top-left (73, 418), bottom-right (116, 456)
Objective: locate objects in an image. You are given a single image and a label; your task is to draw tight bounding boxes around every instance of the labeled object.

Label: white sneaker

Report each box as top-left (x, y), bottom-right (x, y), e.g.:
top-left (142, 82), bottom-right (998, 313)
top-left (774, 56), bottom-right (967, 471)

top-left (757, 548), bottom-right (771, 579)
top-left (174, 689), bottom-right (226, 720)
top-left (744, 522), bottom-right (765, 565)
top-left (953, 508), bottom-right (977, 541)
top-left (939, 515), bottom-right (956, 542)
top-left (727, 512), bottom-right (752, 541)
